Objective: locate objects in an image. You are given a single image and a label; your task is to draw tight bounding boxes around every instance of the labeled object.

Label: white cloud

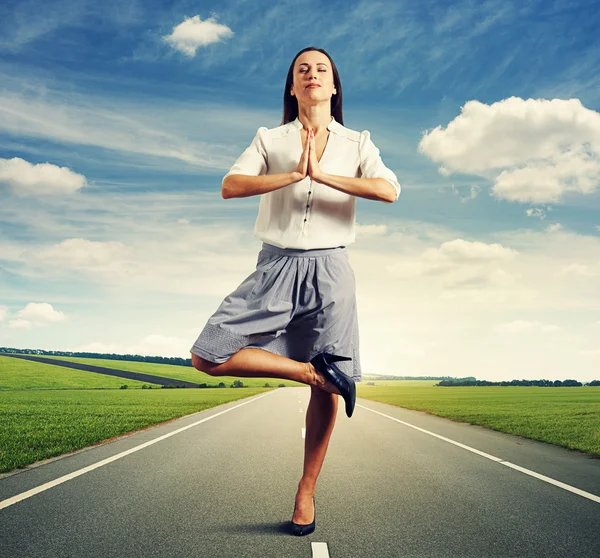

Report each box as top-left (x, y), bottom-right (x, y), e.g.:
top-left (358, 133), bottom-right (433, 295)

top-left (496, 320), bottom-right (561, 333)
top-left (559, 263), bottom-right (597, 277)
top-left (386, 238), bottom-right (518, 288)
top-left (13, 226), bottom-right (259, 297)
top-left (545, 223), bottom-right (562, 232)
top-left (526, 208), bottom-right (546, 219)
top-left (36, 238), bottom-right (133, 275)
top-left (9, 302), bottom-right (66, 329)
top-left (17, 302), bottom-right (66, 322)
top-left (121, 334), bottom-right (191, 357)
top-left (431, 239), bottom-right (517, 262)
top-left (5, 220), bottom-right (600, 381)
top-left (0, 189), bottom-right (263, 297)
top-left (0, 87), bottom-right (244, 170)
top-left (346, 227), bottom-right (600, 381)
top-left (493, 149), bottom-right (600, 203)
top-left (162, 15), bottom-right (234, 57)
top-left (0, 157), bottom-right (87, 196)
top-left (356, 223), bottom-right (388, 237)
top-left (419, 97), bottom-right (600, 203)
top-left (71, 334), bottom-right (193, 358)
top-left (453, 184), bottom-right (481, 203)
top-left (9, 319), bottom-right (33, 329)
top-left (0, 305), bottom-right (8, 321)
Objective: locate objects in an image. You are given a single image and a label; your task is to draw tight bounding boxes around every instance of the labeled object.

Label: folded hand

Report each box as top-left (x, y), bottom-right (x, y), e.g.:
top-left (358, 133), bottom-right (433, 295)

top-left (307, 129), bottom-right (324, 182)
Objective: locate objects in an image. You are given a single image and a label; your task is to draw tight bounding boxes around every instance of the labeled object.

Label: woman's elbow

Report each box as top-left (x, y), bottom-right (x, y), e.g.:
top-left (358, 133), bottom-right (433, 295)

top-left (221, 176), bottom-right (236, 199)
top-left (379, 180), bottom-right (398, 203)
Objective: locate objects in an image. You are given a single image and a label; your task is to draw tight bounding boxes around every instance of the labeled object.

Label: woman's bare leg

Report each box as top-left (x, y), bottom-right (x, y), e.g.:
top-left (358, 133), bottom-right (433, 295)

top-left (191, 348), bottom-right (341, 393)
top-left (191, 348), bottom-right (341, 525)
top-left (293, 385), bottom-right (338, 524)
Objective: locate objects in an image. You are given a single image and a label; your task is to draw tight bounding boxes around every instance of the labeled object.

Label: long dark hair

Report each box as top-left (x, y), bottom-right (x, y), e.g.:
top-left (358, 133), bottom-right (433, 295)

top-left (281, 47), bottom-right (344, 126)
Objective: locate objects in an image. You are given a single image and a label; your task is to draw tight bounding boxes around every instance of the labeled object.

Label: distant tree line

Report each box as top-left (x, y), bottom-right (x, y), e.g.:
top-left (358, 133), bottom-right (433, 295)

top-left (363, 374), bottom-right (455, 381)
top-left (0, 347), bottom-right (193, 367)
top-left (2, 348), bottom-right (597, 386)
top-left (437, 378), bottom-right (599, 387)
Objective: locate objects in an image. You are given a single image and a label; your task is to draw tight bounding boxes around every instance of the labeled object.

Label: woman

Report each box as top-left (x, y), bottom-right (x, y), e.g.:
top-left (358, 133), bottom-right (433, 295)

top-left (190, 46), bottom-right (400, 536)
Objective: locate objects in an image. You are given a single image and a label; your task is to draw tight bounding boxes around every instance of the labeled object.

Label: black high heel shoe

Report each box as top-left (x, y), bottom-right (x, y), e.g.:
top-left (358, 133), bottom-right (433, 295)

top-left (310, 352), bottom-right (356, 418)
top-left (291, 496), bottom-right (316, 536)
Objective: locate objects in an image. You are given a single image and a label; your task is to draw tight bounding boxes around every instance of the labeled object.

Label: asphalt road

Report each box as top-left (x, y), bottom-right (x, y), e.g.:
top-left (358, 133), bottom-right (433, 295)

top-left (1, 388), bottom-right (599, 558)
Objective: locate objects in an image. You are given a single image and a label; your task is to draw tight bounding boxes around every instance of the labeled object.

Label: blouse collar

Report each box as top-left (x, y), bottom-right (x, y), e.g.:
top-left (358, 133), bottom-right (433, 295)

top-left (291, 116), bottom-right (339, 132)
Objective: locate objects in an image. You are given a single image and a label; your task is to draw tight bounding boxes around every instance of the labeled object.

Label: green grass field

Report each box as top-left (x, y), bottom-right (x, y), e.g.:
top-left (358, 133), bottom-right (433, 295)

top-left (1, 355), bottom-right (599, 476)
top-left (0, 386), bottom-right (272, 474)
top-left (0, 355), bottom-right (156, 390)
top-left (357, 383), bottom-right (600, 457)
top-left (0, 355), bottom-right (304, 389)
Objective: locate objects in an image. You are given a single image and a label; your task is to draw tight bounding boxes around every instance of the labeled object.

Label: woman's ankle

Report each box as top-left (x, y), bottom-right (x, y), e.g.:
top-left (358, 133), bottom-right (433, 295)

top-left (297, 478), bottom-right (317, 496)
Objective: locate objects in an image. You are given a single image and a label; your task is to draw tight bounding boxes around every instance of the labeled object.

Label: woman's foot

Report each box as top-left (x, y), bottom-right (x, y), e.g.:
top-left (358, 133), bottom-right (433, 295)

top-left (306, 362), bottom-right (341, 395)
top-left (309, 353), bottom-right (356, 418)
top-left (293, 488), bottom-right (315, 525)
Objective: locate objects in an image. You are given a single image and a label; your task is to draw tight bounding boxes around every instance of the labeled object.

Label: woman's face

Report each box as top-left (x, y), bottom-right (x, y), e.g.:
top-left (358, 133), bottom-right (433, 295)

top-left (291, 51), bottom-right (336, 108)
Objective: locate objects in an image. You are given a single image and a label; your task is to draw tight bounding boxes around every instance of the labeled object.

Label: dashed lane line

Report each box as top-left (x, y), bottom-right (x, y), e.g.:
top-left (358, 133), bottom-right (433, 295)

top-left (311, 542), bottom-right (330, 557)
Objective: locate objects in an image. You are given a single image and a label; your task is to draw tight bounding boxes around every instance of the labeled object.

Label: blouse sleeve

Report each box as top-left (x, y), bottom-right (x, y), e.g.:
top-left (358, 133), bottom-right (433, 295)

top-left (358, 130), bottom-right (401, 201)
top-left (222, 127), bottom-right (269, 185)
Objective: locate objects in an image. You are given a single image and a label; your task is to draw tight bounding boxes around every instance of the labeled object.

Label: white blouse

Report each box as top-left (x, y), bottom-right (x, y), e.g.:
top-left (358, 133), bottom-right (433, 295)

top-left (222, 116), bottom-right (401, 250)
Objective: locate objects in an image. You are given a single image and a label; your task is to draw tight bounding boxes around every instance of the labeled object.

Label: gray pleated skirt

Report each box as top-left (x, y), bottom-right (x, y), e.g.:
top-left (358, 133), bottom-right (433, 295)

top-left (190, 242), bottom-right (361, 381)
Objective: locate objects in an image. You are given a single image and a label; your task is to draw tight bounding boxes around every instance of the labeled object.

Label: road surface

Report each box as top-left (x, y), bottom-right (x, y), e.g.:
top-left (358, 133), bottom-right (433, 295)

top-left (1, 388), bottom-right (599, 557)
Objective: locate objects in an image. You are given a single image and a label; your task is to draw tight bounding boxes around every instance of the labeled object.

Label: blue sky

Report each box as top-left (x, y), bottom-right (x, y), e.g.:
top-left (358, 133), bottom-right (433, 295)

top-left (1, 0), bottom-right (600, 382)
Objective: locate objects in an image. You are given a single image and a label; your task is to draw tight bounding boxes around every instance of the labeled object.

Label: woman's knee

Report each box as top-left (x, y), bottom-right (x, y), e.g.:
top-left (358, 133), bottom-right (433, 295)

top-left (191, 353), bottom-right (223, 376)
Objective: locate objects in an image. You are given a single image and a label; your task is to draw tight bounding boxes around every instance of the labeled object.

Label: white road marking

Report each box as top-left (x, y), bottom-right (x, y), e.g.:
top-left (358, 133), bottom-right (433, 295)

top-left (0, 391), bottom-right (276, 511)
top-left (501, 461), bottom-right (600, 503)
top-left (311, 542), bottom-right (330, 557)
top-left (359, 404), bottom-right (600, 505)
top-left (301, 427), bottom-right (306, 439)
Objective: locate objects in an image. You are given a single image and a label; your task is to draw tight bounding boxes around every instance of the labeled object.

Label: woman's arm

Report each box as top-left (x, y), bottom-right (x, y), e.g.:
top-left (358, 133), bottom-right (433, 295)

top-left (222, 172), bottom-right (303, 199)
top-left (314, 174), bottom-right (397, 203)
top-left (330, 129), bottom-right (400, 203)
